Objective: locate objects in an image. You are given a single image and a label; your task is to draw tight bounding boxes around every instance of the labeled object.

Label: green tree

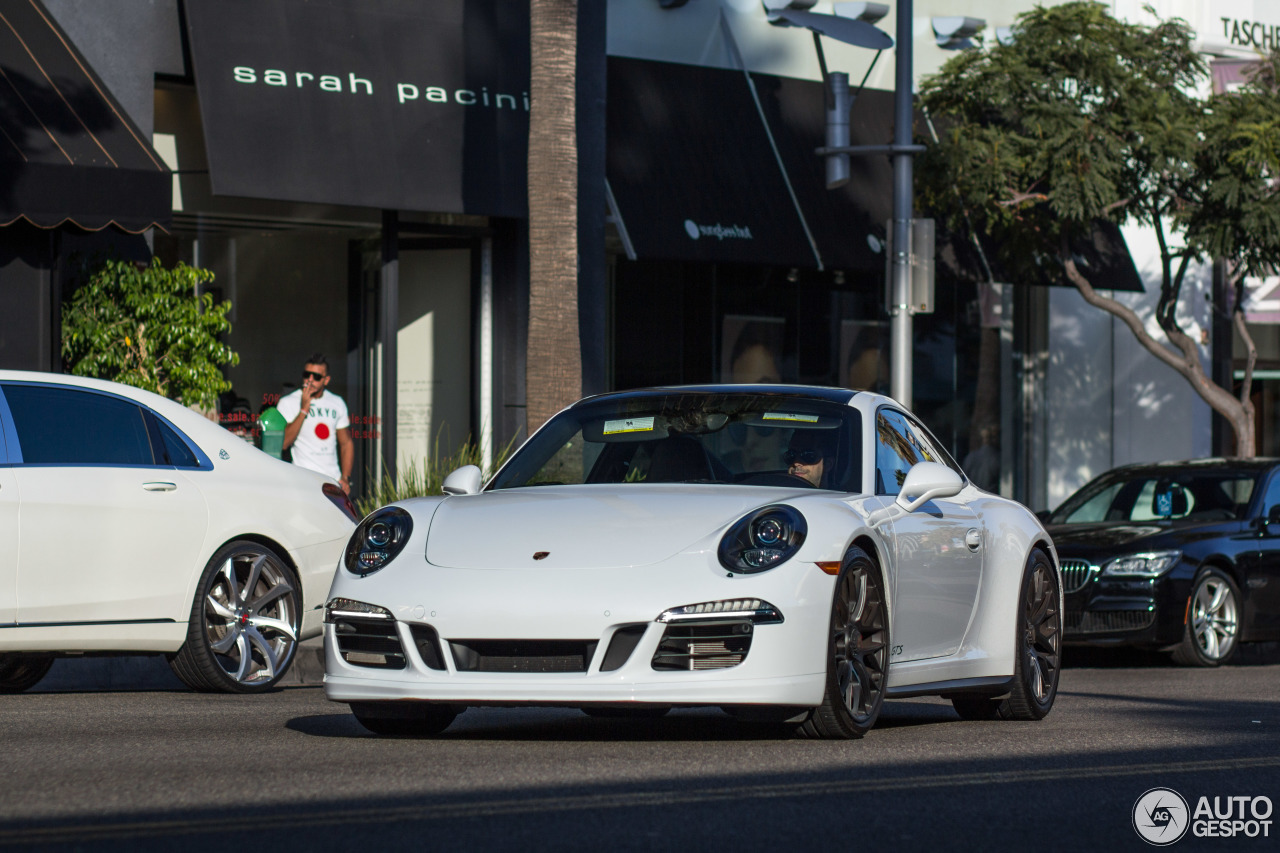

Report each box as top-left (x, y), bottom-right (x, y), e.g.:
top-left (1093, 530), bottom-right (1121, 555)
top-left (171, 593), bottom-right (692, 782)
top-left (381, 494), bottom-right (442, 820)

top-left (918, 2), bottom-right (1280, 456)
top-left (61, 258), bottom-right (239, 409)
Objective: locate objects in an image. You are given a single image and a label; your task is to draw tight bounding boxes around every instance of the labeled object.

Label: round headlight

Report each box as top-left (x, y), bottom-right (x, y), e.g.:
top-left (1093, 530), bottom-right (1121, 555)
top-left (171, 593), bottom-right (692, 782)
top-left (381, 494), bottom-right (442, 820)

top-left (719, 505), bottom-right (807, 574)
top-left (344, 507), bottom-right (413, 576)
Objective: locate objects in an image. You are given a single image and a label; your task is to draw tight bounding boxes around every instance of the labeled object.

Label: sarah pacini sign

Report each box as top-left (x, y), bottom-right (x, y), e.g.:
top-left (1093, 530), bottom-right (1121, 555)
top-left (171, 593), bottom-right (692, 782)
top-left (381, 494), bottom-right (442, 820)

top-left (184, 0), bottom-right (530, 216)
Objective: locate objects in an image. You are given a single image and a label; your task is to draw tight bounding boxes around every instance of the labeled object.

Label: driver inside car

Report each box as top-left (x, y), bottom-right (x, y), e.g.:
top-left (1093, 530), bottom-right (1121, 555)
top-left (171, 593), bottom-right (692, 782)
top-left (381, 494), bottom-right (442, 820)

top-left (785, 430), bottom-right (834, 488)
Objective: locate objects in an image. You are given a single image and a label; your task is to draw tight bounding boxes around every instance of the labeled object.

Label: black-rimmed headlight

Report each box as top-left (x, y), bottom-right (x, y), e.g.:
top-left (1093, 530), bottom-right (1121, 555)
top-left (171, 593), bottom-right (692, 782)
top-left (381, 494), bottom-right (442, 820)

top-left (718, 505), bottom-right (807, 573)
top-left (344, 507), bottom-right (413, 575)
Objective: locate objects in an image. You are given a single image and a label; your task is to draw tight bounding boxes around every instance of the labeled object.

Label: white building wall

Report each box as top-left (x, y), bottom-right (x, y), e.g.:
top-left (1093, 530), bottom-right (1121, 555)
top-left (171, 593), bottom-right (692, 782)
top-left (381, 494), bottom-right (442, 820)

top-left (607, 0), bottom-right (1041, 87)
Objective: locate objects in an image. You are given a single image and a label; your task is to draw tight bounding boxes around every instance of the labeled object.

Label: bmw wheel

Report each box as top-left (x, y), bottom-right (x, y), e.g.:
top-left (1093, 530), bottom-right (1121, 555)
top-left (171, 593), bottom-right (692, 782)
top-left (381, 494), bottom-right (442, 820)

top-left (351, 701), bottom-right (459, 736)
top-left (169, 540), bottom-right (301, 693)
top-left (1171, 568), bottom-right (1240, 667)
top-left (952, 547), bottom-right (1060, 721)
top-left (798, 545), bottom-right (889, 739)
top-left (0, 653), bottom-right (55, 694)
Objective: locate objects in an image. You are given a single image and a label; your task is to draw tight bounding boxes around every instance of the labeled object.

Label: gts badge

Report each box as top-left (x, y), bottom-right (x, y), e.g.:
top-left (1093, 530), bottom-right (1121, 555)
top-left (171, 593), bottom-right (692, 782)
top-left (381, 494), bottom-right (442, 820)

top-left (891, 644), bottom-right (903, 657)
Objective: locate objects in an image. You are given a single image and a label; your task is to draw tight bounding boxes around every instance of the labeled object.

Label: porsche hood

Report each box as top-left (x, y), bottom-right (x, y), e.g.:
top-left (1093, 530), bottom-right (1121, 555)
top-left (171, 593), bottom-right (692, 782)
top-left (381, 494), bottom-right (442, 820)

top-left (423, 485), bottom-right (812, 570)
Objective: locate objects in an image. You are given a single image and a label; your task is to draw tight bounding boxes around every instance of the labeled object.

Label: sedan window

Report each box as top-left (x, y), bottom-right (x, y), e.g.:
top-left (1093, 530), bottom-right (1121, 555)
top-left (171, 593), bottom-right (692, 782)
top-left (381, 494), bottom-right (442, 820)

top-left (1, 384), bottom-right (154, 465)
top-left (1052, 471), bottom-right (1258, 524)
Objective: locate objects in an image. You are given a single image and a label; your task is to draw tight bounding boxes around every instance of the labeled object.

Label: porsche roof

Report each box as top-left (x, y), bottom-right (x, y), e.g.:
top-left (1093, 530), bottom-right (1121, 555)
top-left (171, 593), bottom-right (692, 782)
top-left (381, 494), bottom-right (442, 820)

top-left (576, 385), bottom-right (861, 407)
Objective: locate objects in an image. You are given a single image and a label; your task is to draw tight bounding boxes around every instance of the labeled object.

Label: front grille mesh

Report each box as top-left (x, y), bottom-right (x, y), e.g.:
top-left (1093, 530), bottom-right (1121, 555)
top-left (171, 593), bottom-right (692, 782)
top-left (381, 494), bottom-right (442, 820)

top-left (450, 640), bottom-right (598, 673)
top-left (1064, 609), bottom-right (1155, 634)
top-left (1060, 559), bottom-right (1095, 594)
top-left (652, 621), bottom-right (753, 671)
top-left (333, 617), bottom-right (406, 669)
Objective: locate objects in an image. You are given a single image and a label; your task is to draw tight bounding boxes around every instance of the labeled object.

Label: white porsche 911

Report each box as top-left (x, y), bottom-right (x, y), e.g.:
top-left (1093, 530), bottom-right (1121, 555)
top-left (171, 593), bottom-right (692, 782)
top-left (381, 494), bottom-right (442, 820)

top-left (324, 386), bottom-right (1062, 738)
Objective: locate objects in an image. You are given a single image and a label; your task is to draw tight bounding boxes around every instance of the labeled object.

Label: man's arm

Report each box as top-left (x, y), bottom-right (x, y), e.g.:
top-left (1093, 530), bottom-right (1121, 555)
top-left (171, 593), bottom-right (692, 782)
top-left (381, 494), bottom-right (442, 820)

top-left (281, 388), bottom-right (312, 451)
top-left (336, 426), bottom-right (354, 493)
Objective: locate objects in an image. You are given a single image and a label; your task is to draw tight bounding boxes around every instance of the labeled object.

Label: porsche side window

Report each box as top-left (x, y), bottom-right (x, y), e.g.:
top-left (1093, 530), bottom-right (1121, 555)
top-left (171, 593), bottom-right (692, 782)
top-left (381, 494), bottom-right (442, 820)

top-left (1, 384), bottom-right (154, 465)
top-left (875, 409), bottom-right (937, 496)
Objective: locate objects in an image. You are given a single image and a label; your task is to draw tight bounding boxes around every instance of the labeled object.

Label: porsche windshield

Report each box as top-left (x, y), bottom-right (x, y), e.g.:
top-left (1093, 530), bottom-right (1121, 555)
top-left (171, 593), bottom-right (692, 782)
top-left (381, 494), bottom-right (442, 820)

top-left (1049, 468), bottom-right (1260, 524)
top-left (490, 392), bottom-right (862, 491)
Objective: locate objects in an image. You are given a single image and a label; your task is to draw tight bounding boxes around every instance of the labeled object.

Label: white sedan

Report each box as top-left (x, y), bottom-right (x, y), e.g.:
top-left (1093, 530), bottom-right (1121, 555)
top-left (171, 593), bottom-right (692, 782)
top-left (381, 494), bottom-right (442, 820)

top-left (325, 386), bottom-right (1061, 737)
top-left (0, 370), bottom-right (356, 693)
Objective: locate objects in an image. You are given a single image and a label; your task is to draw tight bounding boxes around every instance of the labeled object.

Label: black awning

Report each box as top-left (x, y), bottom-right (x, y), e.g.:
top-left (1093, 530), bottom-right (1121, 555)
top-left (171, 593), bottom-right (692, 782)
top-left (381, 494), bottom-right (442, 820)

top-left (0, 0), bottom-right (170, 233)
top-left (183, 0), bottom-right (530, 217)
top-left (606, 57), bottom-right (821, 268)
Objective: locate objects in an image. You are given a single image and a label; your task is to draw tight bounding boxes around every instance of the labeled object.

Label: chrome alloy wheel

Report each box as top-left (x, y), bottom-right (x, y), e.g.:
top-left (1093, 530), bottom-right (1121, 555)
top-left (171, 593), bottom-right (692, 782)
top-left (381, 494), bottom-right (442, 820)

top-left (1189, 574), bottom-right (1238, 662)
top-left (203, 551), bottom-right (298, 686)
top-left (832, 562), bottom-right (888, 725)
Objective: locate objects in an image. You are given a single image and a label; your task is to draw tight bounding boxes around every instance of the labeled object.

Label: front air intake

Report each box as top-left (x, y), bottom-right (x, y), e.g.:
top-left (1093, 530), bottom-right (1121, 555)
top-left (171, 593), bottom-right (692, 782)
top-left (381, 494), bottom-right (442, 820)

top-left (449, 640), bottom-right (599, 673)
top-left (332, 617), bottom-right (406, 669)
top-left (652, 620), bottom-right (753, 671)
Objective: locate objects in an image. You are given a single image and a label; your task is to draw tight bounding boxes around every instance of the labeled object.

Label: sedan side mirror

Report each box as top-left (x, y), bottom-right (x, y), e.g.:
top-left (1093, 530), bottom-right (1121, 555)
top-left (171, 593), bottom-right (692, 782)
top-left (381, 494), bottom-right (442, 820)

top-left (442, 465), bottom-right (483, 496)
top-left (895, 462), bottom-right (965, 513)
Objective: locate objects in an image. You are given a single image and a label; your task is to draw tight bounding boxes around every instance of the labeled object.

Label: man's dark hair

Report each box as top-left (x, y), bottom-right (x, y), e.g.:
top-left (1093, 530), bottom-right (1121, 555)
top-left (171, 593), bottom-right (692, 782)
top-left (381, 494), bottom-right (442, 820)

top-left (305, 353), bottom-right (329, 371)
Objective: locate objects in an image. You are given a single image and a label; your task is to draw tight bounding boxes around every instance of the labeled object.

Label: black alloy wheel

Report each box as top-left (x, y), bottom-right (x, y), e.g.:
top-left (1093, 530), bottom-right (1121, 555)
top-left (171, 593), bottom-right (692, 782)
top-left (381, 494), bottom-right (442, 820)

top-left (169, 540), bottom-right (301, 693)
top-left (951, 547), bottom-right (1061, 721)
top-left (798, 545), bottom-right (889, 739)
top-left (1171, 567), bottom-right (1241, 667)
top-left (0, 653), bottom-right (55, 693)
top-left (351, 701), bottom-right (459, 736)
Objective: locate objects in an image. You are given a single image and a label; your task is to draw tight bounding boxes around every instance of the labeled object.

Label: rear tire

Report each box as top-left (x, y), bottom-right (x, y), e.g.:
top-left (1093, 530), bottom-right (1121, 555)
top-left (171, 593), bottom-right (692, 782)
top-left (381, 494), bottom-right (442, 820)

top-left (797, 546), bottom-right (889, 739)
top-left (351, 702), bottom-right (459, 736)
top-left (0, 653), bottom-right (55, 693)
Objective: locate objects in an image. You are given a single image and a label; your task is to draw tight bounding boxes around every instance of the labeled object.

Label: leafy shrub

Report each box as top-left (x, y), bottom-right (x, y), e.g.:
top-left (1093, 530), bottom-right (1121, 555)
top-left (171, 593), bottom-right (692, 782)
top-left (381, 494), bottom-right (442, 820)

top-left (61, 258), bottom-right (238, 409)
top-left (355, 437), bottom-right (514, 518)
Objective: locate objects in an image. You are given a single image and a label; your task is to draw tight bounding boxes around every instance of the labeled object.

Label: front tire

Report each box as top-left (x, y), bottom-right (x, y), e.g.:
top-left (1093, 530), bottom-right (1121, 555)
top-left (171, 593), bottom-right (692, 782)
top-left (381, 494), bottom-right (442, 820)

top-left (1171, 568), bottom-right (1240, 667)
top-left (169, 540), bottom-right (301, 693)
top-left (0, 653), bottom-right (55, 693)
top-left (797, 546), bottom-right (889, 739)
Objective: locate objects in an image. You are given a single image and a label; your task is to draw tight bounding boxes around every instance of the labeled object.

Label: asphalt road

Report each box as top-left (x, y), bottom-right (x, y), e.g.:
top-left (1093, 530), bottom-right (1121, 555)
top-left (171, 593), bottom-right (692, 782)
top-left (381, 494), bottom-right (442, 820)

top-left (2, 648), bottom-right (1278, 852)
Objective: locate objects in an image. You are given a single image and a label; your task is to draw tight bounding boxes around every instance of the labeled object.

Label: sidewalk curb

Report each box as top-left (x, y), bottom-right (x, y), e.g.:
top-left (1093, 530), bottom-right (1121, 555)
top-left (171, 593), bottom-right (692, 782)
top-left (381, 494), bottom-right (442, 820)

top-left (33, 637), bottom-right (326, 692)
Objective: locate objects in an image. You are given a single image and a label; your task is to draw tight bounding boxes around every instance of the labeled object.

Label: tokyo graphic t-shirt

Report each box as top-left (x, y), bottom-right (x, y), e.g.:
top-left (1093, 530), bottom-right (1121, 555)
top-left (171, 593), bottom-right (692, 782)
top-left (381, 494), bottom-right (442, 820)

top-left (276, 388), bottom-right (350, 480)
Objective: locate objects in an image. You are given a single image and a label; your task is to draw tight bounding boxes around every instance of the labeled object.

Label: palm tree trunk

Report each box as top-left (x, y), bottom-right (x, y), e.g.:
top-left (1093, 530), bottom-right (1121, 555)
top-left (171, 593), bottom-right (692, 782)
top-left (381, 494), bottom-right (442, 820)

top-left (526, 0), bottom-right (582, 434)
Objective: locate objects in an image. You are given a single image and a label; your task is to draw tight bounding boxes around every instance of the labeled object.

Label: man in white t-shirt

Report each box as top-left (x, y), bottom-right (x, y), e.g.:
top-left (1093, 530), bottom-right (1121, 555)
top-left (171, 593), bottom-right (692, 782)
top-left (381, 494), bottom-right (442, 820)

top-left (277, 353), bottom-right (354, 493)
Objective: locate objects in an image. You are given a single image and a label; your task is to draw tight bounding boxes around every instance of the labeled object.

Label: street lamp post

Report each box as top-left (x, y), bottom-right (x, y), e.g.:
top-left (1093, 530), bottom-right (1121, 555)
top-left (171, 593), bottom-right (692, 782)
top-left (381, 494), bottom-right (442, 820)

top-left (768, 0), bottom-right (921, 407)
top-left (889, 0), bottom-right (913, 407)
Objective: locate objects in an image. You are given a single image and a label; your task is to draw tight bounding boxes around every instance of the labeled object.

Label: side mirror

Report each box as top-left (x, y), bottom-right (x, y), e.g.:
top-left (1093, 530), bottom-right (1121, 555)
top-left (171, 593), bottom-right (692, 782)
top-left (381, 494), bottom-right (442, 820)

top-left (1035, 509), bottom-right (1052, 524)
top-left (895, 462), bottom-right (964, 513)
top-left (442, 464), bottom-right (483, 496)
top-left (1265, 505), bottom-right (1280, 528)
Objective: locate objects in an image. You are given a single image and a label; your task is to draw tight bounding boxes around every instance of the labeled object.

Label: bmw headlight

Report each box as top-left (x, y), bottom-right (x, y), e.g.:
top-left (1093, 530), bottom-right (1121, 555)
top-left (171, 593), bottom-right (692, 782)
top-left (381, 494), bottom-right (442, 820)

top-left (1100, 550), bottom-right (1181, 578)
top-left (718, 505), bottom-right (807, 573)
top-left (344, 507), bottom-right (413, 575)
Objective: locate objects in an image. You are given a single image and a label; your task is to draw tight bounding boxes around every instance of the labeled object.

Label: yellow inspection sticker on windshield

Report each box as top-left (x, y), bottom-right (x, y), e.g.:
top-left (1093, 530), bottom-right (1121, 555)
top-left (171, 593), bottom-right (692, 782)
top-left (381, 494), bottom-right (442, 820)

top-left (762, 413), bottom-right (819, 423)
top-left (603, 416), bottom-right (656, 435)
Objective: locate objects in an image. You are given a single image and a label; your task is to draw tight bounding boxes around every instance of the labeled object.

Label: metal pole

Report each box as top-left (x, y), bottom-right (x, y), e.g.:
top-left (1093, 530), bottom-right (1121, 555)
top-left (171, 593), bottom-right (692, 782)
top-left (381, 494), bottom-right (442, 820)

top-left (380, 209), bottom-right (398, 480)
top-left (890, 0), bottom-right (913, 407)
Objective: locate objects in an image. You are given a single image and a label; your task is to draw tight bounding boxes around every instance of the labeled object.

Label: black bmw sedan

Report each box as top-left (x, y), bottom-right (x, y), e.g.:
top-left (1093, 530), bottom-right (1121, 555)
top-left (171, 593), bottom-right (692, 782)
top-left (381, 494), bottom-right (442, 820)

top-left (1045, 459), bottom-right (1280, 666)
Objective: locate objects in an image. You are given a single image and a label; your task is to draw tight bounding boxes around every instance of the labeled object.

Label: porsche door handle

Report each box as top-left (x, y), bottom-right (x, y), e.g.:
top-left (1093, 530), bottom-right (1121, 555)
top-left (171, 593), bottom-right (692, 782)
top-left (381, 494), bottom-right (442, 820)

top-left (965, 528), bottom-right (982, 551)
top-left (142, 481), bottom-right (178, 492)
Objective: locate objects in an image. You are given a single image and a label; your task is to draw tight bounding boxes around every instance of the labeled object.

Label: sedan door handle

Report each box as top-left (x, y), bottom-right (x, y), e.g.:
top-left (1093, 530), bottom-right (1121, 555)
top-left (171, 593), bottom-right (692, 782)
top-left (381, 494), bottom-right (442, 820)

top-left (965, 528), bottom-right (982, 550)
top-left (142, 481), bottom-right (178, 492)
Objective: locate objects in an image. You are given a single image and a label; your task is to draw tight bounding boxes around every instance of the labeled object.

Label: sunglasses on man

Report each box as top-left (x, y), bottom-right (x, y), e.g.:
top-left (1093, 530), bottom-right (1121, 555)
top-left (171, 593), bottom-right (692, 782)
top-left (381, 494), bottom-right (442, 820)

top-left (784, 448), bottom-right (823, 466)
top-left (303, 370), bottom-right (327, 381)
